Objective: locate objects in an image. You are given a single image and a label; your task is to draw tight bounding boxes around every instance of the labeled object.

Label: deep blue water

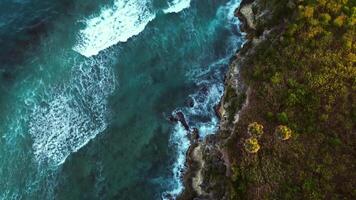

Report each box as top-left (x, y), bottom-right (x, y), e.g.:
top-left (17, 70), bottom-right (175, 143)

top-left (0, 0), bottom-right (243, 199)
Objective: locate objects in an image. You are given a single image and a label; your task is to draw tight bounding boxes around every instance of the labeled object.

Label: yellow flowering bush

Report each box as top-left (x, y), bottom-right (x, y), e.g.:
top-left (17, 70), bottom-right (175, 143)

top-left (275, 125), bottom-right (292, 141)
top-left (244, 138), bottom-right (261, 153)
top-left (247, 122), bottom-right (264, 138)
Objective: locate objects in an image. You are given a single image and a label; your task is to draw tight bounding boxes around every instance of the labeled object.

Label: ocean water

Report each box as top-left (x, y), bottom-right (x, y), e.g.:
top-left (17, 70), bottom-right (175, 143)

top-left (0, 0), bottom-right (243, 199)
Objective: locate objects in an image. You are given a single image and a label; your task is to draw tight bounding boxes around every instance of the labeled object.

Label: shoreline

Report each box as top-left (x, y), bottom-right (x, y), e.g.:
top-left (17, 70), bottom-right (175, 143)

top-left (178, 0), bottom-right (256, 199)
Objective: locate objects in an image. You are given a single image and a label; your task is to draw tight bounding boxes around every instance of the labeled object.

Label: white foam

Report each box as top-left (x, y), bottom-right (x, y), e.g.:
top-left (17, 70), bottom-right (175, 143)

top-left (29, 57), bottom-right (116, 166)
top-left (164, 81), bottom-right (224, 198)
top-left (73, 0), bottom-right (156, 57)
top-left (226, 0), bottom-right (242, 22)
top-left (163, 123), bottom-right (190, 198)
top-left (163, 0), bottom-right (191, 14)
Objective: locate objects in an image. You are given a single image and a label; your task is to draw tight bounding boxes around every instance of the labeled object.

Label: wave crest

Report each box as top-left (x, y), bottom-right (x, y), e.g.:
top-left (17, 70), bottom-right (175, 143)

top-left (163, 0), bottom-right (191, 14)
top-left (73, 0), bottom-right (155, 57)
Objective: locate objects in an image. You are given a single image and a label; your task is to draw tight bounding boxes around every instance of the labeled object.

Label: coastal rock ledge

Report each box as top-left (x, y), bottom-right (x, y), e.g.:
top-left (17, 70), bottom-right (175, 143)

top-left (178, 0), bottom-right (260, 199)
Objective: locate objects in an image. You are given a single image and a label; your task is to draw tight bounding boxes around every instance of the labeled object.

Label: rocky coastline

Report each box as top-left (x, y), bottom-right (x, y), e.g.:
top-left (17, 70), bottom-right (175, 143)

top-left (177, 0), bottom-right (258, 199)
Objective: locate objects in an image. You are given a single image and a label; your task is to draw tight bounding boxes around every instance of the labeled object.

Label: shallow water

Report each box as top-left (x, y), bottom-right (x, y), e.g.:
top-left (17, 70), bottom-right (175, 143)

top-left (0, 0), bottom-right (243, 199)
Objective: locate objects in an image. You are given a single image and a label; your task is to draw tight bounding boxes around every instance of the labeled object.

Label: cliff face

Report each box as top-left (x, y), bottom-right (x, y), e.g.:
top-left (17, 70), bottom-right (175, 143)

top-left (179, 0), bottom-right (356, 199)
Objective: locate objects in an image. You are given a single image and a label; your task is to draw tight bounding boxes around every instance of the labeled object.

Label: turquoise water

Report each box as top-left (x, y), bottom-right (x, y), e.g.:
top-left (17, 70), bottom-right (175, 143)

top-left (0, 0), bottom-right (243, 199)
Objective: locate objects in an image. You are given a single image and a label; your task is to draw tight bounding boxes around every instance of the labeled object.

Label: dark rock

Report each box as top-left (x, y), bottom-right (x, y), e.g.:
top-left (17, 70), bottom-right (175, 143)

top-left (186, 97), bottom-right (195, 108)
top-left (168, 115), bottom-right (178, 123)
top-left (176, 112), bottom-right (190, 131)
top-left (169, 111), bottom-right (190, 131)
top-left (190, 128), bottom-right (200, 142)
top-left (214, 102), bottom-right (222, 119)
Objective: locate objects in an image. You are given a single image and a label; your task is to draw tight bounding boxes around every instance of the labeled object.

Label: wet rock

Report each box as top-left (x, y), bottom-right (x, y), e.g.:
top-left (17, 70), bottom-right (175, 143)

top-left (168, 115), bottom-right (178, 123)
top-left (186, 97), bottom-right (195, 108)
top-left (214, 103), bottom-right (222, 119)
top-left (190, 128), bottom-right (200, 142)
top-left (176, 112), bottom-right (190, 131)
top-left (169, 111), bottom-right (190, 131)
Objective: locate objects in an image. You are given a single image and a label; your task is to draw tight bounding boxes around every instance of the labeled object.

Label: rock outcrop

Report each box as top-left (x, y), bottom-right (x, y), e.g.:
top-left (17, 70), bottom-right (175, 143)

top-left (178, 0), bottom-right (262, 199)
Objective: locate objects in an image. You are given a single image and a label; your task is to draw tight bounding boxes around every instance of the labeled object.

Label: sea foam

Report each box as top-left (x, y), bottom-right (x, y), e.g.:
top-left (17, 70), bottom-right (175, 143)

top-left (29, 57), bottom-right (116, 166)
top-left (163, 72), bottom-right (224, 199)
top-left (73, 0), bottom-right (156, 57)
top-left (31, 0), bottom-right (194, 166)
top-left (163, 0), bottom-right (191, 14)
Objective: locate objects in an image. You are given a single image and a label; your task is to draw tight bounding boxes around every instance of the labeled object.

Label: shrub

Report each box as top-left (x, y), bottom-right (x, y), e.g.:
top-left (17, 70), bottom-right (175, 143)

top-left (244, 138), bottom-right (261, 153)
top-left (346, 53), bottom-right (356, 62)
top-left (271, 72), bottom-right (283, 85)
top-left (277, 112), bottom-right (289, 124)
top-left (342, 36), bottom-right (353, 50)
top-left (275, 125), bottom-right (292, 140)
top-left (247, 122), bottom-right (264, 138)
top-left (302, 6), bottom-right (315, 18)
top-left (286, 23), bottom-right (299, 36)
top-left (333, 15), bottom-right (346, 27)
top-left (266, 112), bottom-right (274, 121)
top-left (287, 93), bottom-right (299, 106)
top-left (319, 13), bottom-right (331, 25)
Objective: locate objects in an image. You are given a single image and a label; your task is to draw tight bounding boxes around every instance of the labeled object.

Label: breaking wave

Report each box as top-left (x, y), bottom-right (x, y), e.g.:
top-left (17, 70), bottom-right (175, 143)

top-left (73, 0), bottom-right (156, 57)
top-left (163, 0), bottom-right (191, 14)
top-left (32, 0), bottom-right (194, 166)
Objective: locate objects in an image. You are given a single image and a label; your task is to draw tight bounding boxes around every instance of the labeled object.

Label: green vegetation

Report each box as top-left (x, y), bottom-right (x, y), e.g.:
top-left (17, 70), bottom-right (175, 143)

top-left (225, 85), bottom-right (247, 124)
top-left (224, 0), bottom-right (356, 199)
